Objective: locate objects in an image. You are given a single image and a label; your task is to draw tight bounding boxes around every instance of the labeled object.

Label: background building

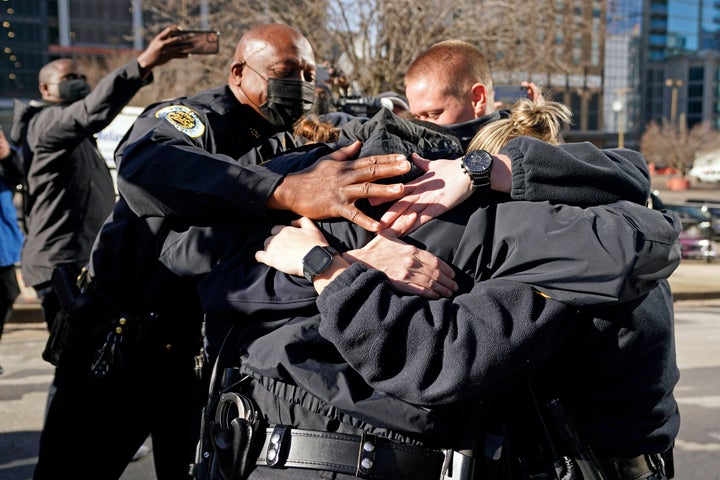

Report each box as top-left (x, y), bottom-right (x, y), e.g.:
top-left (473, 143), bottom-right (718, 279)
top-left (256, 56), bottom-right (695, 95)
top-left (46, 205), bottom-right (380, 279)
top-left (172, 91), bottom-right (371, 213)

top-left (642, 0), bottom-right (720, 129)
top-left (0, 0), bottom-right (142, 129)
top-left (601, 0), bottom-right (720, 148)
top-left (2, 0), bottom-right (719, 149)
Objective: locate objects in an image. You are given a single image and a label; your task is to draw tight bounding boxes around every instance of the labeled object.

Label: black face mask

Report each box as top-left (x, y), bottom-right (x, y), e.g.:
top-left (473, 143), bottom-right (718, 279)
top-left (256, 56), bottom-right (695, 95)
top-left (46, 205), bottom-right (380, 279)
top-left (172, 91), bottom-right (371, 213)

top-left (259, 78), bottom-right (315, 129)
top-left (58, 79), bottom-right (90, 104)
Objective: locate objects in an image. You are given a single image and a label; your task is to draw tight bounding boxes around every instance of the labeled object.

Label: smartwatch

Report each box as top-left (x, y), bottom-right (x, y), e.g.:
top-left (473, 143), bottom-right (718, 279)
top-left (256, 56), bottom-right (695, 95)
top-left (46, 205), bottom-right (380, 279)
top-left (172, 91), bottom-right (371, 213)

top-left (461, 149), bottom-right (493, 190)
top-left (302, 245), bottom-right (339, 282)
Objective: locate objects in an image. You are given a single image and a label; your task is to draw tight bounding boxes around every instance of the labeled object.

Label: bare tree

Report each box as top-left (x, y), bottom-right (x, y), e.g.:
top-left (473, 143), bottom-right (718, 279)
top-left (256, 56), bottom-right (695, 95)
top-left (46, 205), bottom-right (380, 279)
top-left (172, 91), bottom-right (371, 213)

top-left (640, 120), bottom-right (720, 175)
top-left (137, 0), bottom-right (596, 97)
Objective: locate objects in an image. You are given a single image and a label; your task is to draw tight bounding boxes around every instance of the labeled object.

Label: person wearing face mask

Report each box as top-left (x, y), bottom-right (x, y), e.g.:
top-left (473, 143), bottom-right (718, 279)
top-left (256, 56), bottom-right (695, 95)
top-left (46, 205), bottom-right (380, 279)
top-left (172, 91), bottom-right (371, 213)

top-left (9, 26), bottom-right (191, 334)
top-left (32, 23), bottom-right (412, 480)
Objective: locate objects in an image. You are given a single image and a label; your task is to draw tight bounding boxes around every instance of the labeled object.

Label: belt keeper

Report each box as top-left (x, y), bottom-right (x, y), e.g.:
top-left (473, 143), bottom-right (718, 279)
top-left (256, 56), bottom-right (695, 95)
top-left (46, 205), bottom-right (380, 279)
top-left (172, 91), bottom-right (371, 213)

top-left (266, 425), bottom-right (290, 468)
top-left (356, 431), bottom-right (377, 478)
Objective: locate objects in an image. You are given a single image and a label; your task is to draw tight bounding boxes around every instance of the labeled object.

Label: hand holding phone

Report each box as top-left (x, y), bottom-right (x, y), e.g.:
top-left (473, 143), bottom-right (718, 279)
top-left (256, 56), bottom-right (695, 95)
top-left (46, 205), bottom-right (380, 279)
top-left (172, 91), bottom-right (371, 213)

top-left (171, 30), bottom-right (220, 55)
top-left (0, 125), bottom-right (13, 161)
top-left (494, 85), bottom-right (530, 103)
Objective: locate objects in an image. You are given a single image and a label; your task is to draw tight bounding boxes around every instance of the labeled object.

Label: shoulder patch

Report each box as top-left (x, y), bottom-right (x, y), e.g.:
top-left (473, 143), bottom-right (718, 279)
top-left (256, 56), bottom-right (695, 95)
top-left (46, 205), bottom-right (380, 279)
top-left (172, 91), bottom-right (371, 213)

top-left (155, 105), bottom-right (205, 138)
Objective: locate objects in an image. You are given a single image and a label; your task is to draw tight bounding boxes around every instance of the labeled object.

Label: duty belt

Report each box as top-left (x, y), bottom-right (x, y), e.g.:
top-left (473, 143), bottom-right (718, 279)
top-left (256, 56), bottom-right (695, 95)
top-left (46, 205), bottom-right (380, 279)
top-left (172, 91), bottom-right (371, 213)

top-left (256, 425), bottom-right (444, 479)
top-left (599, 453), bottom-right (666, 480)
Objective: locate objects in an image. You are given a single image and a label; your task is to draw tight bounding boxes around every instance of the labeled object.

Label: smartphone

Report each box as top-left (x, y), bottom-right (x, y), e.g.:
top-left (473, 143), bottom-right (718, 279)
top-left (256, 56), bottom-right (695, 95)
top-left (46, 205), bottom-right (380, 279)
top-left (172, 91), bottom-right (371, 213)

top-left (172, 30), bottom-right (220, 55)
top-left (493, 85), bottom-right (529, 104)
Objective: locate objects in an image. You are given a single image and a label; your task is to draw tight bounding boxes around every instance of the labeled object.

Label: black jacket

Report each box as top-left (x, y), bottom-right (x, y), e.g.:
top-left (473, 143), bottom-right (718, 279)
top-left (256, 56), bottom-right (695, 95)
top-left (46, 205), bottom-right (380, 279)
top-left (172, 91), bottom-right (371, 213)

top-left (88, 85), bottom-right (299, 346)
top-left (115, 85), bottom-right (294, 223)
top-left (162, 110), bottom-right (680, 457)
top-left (10, 61), bottom-right (148, 287)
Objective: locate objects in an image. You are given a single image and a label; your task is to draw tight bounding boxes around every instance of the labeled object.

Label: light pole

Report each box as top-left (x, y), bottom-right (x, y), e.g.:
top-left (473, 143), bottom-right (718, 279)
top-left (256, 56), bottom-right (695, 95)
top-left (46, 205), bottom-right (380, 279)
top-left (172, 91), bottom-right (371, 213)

top-left (611, 88), bottom-right (628, 149)
top-left (665, 78), bottom-right (683, 126)
top-left (611, 99), bottom-right (624, 148)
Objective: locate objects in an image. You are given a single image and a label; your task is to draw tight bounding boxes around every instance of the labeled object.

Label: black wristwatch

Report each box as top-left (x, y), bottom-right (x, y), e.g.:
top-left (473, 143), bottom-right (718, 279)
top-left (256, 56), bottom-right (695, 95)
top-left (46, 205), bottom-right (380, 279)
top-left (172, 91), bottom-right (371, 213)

top-left (302, 245), bottom-right (339, 282)
top-left (461, 149), bottom-right (493, 190)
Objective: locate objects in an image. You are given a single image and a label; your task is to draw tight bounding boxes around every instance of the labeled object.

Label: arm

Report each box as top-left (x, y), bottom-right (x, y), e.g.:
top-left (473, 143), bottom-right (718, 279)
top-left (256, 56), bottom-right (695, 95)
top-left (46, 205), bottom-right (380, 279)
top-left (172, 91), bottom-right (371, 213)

top-left (253, 201), bottom-right (680, 405)
top-left (37, 27), bottom-right (189, 150)
top-left (316, 266), bottom-right (574, 405)
top-left (162, 215), bottom-right (456, 317)
top-left (381, 138), bottom-right (651, 235)
top-left (116, 119), bottom-right (286, 222)
top-left (505, 138), bottom-right (650, 206)
top-left (242, 218), bottom-right (577, 407)
top-left (258, 198), bottom-right (681, 306)
top-left (486, 200), bottom-right (681, 304)
top-left (119, 107), bottom-right (412, 229)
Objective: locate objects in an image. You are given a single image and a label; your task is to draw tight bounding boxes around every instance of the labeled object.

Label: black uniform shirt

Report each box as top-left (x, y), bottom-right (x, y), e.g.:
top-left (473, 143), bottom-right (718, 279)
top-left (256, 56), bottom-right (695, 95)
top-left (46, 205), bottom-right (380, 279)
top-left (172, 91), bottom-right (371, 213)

top-left (116, 85), bottom-right (292, 223)
top-left (90, 85), bottom-right (298, 314)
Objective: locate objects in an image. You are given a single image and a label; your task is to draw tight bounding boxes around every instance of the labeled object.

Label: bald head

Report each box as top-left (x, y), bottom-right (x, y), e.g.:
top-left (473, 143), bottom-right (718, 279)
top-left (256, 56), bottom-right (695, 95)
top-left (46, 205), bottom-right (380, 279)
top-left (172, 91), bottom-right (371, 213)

top-left (405, 40), bottom-right (495, 125)
top-left (38, 59), bottom-right (88, 104)
top-left (228, 23), bottom-right (316, 115)
top-left (39, 59), bottom-right (77, 85)
top-left (232, 23), bottom-right (312, 65)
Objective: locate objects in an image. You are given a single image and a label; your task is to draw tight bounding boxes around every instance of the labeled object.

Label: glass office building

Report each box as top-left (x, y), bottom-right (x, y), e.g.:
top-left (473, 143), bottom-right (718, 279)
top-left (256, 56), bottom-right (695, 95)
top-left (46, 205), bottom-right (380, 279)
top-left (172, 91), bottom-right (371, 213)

top-left (1, 0), bottom-right (51, 99)
top-left (604, 0), bottom-right (643, 137)
top-left (0, 0), bottom-right (140, 127)
top-left (604, 0), bottom-right (720, 143)
top-left (643, 0), bottom-right (720, 129)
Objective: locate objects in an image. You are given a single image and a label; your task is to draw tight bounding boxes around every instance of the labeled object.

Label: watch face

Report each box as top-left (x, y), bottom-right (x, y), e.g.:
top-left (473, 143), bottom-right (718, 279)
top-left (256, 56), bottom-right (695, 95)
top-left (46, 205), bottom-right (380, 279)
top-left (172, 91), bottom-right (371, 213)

top-left (464, 150), bottom-right (493, 173)
top-left (302, 245), bottom-right (335, 281)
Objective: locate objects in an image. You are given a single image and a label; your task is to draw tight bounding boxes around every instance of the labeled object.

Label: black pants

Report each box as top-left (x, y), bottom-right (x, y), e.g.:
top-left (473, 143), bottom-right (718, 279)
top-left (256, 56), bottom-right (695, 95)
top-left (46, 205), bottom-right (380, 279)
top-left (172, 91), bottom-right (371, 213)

top-left (33, 284), bottom-right (60, 332)
top-left (0, 264), bottom-right (20, 343)
top-left (34, 320), bottom-right (203, 480)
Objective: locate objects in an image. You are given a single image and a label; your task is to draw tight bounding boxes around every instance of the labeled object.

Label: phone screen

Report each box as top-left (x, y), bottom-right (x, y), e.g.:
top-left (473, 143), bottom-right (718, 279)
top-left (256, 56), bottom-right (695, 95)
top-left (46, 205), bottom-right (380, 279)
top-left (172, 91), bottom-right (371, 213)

top-left (172, 30), bottom-right (220, 55)
top-left (493, 85), bottom-right (529, 105)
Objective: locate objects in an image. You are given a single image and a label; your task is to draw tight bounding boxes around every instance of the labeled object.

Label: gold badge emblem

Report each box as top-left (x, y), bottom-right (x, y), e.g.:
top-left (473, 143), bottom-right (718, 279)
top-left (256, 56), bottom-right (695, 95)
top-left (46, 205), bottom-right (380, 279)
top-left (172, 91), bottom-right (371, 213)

top-left (155, 105), bottom-right (205, 138)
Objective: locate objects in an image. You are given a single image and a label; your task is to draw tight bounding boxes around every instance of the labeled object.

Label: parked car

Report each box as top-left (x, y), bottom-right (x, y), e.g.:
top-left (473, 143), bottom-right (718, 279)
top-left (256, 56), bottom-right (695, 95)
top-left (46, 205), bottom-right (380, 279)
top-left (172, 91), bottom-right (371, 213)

top-left (678, 231), bottom-right (717, 262)
top-left (686, 199), bottom-right (720, 237)
top-left (652, 201), bottom-right (717, 262)
top-left (663, 203), bottom-right (717, 239)
top-left (698, 205), bottom-right (719, 239)
top-left (688, 153), bottom-right (720, 183)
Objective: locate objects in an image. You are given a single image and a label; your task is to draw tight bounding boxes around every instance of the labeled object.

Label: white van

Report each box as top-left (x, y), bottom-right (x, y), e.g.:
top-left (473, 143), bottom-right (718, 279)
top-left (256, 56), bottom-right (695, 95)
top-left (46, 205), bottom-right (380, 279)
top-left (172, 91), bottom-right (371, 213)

top-left (95, 105), bottom-right (143, 196)
top-left (689, 150), bottom-right (720, 183)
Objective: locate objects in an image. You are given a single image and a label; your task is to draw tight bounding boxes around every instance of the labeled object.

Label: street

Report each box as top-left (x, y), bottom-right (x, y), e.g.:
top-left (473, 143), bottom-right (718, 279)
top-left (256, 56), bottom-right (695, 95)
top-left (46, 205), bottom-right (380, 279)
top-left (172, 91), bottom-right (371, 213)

top-left (0, 295), bottom-right (718, 479)
top-left (672, 298), bottom-right (720, 478)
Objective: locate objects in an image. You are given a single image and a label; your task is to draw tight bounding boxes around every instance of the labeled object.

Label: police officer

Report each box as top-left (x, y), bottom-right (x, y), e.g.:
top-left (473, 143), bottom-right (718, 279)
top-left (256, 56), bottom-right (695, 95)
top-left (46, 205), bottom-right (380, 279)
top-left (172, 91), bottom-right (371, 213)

top-left (250, 137), bottom-right (680, 479)
top-left (245, 93), bottom-right (680, 480)
top-left (9, 26), bottom-right (192, 333)
top-left (35, 23), bottom-right (412, 480)
top-left (166, 103), bottom-right (679, 479)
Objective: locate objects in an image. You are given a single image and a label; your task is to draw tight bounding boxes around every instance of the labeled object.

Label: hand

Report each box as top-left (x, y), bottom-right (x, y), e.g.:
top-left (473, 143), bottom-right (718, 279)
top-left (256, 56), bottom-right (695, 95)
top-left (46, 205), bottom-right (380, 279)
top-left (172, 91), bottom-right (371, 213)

top-left (343, 233), bottom-right (458, 299)
top-left (0, 128), bottom-right (11, 161)
top-left (522, 81), bottom-right (544, 103)
top-left (255, 217), bottom-right (330, 277)
top-left (268, 141), bottom-right (411, 232)
top-left (137, 25), bottom-right (190, 75)
top-left (378, 153), bottom-right (473, 236)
